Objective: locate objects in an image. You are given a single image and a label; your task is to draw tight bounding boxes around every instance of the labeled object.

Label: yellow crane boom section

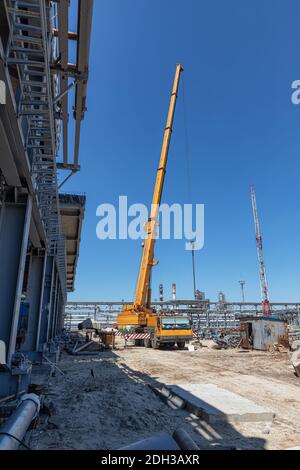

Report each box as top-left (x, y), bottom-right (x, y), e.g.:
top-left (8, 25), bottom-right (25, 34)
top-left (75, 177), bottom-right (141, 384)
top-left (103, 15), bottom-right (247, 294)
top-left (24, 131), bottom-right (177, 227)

top-left (134, 64), bottom-right (183, 308)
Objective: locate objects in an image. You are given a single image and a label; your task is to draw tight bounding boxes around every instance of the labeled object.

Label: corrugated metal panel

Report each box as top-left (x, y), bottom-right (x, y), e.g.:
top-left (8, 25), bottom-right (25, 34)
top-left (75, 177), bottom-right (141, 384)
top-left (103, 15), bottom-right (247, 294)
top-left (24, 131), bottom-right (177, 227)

top-left (252, 319), bottom-right (288, 350)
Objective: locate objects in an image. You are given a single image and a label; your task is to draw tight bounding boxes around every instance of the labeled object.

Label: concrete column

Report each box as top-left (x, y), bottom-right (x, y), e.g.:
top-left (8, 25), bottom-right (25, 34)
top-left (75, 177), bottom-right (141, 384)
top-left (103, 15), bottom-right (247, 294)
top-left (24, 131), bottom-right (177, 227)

top-left (36, 255), bottom-right (53, 350)
top-left (0, 195), bottom-right (32, 365)
top-left (20, 252), bottom-right (46, 354)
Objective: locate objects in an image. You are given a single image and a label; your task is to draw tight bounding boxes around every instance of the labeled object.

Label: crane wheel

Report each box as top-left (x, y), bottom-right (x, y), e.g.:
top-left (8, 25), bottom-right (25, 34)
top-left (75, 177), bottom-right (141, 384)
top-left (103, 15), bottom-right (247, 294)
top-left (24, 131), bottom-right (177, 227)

top-left (144, 338), bottom-right (151, 348)
top-left (177, 341), bottom-right (185, 350)
top-left (151, 337), bottom-right (159, 349)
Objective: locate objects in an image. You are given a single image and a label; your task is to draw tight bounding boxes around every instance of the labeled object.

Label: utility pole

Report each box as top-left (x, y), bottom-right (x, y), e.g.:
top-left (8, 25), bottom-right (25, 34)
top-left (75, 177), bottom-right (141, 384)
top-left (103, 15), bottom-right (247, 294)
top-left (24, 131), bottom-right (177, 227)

top-left (239, 280), bottom-right (245, 303)
top-left (190, 241), bottom-right (196, 299)
top-left (250, 185), bottom-right (271, 315)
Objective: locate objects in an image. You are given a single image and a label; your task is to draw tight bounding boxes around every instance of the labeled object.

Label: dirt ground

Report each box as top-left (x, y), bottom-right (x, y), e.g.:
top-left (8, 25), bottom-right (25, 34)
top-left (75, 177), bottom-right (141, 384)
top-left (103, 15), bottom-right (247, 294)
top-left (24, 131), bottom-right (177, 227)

top-left (29, 339), bottom-right (300, 450)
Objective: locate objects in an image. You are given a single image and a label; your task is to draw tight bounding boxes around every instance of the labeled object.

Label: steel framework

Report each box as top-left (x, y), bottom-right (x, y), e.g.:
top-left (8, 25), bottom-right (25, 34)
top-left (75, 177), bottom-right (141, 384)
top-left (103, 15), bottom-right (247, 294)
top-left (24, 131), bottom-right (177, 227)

top-left (5, 0), bottom-right (65, 292)
top-left (3, 0), bottom-right (93, 296)
top-left (0, 0), bottom-right (93, 400)
top-left (64, 300), bottom-right (300, 332)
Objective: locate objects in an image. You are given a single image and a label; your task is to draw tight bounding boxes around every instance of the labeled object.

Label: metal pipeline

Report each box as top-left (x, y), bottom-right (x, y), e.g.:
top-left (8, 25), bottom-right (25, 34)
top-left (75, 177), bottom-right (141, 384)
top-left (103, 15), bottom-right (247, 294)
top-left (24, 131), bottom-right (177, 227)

top-left (119, 428), bottom-right (199, 451)
top-left (0, 394), bottom-right (40, 450)
top-left (173, 428), bottom-right (199, 450)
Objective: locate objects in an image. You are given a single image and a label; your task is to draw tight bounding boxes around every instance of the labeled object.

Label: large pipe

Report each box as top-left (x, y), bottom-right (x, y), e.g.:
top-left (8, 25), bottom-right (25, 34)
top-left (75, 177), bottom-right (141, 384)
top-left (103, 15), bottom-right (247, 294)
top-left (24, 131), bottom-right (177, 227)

top-left (173, 428), bottom-right (199, 450)
top-left (0, 394), bottom-right (40, 450)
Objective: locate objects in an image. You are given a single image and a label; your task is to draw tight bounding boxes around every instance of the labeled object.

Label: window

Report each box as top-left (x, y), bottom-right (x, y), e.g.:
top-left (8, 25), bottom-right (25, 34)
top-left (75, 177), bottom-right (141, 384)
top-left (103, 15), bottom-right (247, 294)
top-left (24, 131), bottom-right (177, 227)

top-left (175, 317), bottom-right (191, 329)
top-left (161, 317), bottom-right (191, 330)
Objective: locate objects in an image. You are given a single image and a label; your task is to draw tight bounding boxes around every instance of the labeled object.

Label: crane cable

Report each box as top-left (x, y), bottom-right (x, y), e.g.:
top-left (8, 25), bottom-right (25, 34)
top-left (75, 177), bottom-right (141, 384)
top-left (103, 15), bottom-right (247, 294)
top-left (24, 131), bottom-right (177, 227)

top-left (182, 73), bottom-right (193, 206)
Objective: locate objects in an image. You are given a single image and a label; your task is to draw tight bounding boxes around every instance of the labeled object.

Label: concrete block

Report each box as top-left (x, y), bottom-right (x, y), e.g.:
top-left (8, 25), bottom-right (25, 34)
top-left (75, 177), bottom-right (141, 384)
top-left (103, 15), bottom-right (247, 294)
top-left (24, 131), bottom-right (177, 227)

top-left (291, 350), bottom-right (300, 377)
top-left (167, 383), bottom-right (275, 424)
top-left (291, 340), bottom-right (300, 352)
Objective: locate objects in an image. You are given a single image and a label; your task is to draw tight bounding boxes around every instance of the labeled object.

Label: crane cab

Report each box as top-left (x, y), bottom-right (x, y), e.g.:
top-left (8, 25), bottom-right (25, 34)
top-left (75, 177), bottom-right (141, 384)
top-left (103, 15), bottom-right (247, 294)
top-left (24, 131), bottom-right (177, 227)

top-left (145, 314), bottom-right (193, 349)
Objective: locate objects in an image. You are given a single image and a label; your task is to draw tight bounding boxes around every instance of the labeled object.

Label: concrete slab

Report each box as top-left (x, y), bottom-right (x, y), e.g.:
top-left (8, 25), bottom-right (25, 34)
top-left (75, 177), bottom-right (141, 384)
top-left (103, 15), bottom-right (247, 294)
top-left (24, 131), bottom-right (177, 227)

top-left (167, 383), bottom-right (275, 424)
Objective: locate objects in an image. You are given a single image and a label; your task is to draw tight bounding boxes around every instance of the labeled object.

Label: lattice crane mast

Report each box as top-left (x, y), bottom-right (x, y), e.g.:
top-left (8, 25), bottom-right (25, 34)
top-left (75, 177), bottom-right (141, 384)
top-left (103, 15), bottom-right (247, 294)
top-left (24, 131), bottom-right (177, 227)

top-left (250, 185), bottom-right (271, 315)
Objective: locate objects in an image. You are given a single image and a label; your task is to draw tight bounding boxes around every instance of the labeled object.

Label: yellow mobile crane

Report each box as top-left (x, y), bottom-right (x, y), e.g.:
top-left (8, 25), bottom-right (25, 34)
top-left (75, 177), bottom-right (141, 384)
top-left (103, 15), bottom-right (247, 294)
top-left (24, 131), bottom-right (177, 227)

top-left (117, 64), bottom-right (193, 349)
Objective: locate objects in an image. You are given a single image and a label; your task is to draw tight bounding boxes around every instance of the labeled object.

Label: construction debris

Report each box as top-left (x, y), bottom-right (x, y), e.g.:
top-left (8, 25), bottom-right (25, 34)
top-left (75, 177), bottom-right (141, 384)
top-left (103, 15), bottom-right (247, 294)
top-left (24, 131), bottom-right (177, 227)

top-left (268, 343), bottom-right (288, 354)
top-left (214, 333), bottom-right (241, 349)
top-left (64, 330), bottom-right (117, 355)
top-left (78, 318), bottom-right (102, 332)
top-left (291, 350), bottom-right (300, 377)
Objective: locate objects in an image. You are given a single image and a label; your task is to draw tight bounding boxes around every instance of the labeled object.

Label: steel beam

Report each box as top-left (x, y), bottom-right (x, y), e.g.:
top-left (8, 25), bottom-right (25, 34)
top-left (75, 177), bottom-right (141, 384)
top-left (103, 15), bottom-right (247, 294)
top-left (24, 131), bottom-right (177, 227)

top-left (58, 0), bottom-right (69, 165)
top-left (20, 252), bottom-right (46, 354)
top-left (0, 195), bottom-right (32, 366)
top-left (73, 0), bottom-right (94, 167)
top-left (53, 281), bottom-right (61, 336)
top-left (50, 271), bottom-right (59, 340)
top-left (46, 262), bottom-right (57, 342)
top-left (36, 255), bottom-right (53, 350)
top-left (55, 290), bottom-right (64, 336)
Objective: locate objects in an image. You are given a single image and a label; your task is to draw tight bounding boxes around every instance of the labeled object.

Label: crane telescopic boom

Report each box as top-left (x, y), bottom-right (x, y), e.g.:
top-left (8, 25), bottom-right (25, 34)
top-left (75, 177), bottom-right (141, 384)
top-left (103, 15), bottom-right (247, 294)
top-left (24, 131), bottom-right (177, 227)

top-left (117, 64), bottom-right (183, 327)
top-left (250, 184), bottom-right (271, 315)
top-left (134, 64), bottom-right (183, 309)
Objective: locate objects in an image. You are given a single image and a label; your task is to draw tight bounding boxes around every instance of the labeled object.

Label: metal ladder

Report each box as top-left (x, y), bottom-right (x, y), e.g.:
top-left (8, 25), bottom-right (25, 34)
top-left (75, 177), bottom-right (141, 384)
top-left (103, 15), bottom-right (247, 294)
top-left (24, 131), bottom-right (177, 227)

top-left (5, 0), bottom-right (66, 296)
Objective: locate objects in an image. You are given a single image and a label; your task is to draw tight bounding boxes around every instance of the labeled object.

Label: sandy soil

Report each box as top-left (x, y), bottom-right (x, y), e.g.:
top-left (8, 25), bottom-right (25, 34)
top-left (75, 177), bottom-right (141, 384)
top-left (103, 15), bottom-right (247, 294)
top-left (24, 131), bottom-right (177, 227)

top-left (29, 339), bottom-right (300, 450)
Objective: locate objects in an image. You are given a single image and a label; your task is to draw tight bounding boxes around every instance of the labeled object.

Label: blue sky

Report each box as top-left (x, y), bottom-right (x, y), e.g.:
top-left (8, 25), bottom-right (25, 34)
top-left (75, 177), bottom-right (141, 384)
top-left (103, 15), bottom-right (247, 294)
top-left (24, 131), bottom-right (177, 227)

top-left (61, 0), bottom-right (300, 303)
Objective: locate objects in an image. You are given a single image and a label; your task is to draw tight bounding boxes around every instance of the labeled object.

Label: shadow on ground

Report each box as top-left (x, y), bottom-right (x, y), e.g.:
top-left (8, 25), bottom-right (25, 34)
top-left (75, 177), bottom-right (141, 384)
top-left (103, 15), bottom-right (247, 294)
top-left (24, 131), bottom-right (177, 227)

top-left (29, 346), bottom-right (266, 450)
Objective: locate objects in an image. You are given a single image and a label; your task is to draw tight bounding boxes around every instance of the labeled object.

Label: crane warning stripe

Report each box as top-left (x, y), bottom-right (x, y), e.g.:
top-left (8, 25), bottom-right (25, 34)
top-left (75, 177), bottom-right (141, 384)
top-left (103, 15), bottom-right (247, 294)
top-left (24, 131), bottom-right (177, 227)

top-left (124, 333), bottom-right (150, 340)
top-left (116, 331), bottom-right (198, 339)
top-left (115, 331), bottom-right (150, 340)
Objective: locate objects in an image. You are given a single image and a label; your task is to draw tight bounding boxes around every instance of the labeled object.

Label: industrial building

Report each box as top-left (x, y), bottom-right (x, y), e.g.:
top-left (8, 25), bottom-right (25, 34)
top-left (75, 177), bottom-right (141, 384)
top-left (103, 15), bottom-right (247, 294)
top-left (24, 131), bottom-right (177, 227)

top-left (0, 0), bottom-right (92, 401)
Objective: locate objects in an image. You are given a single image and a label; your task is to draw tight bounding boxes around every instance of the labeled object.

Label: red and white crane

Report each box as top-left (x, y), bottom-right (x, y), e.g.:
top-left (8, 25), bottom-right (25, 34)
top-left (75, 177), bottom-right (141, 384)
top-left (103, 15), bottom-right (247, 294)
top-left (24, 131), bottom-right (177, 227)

top-left (250, 185), bottom-right (272, 316)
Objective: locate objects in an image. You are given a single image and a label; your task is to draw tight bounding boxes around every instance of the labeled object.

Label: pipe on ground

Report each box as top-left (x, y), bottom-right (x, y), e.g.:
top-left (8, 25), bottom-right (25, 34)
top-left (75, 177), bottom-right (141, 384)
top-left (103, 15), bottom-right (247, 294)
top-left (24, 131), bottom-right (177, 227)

top-left (0, 394), bottom-right (40, 450)
top-left (119, 428), bottom-right (199, 451)
top-left (173, 428), bottom-right (199, 450)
